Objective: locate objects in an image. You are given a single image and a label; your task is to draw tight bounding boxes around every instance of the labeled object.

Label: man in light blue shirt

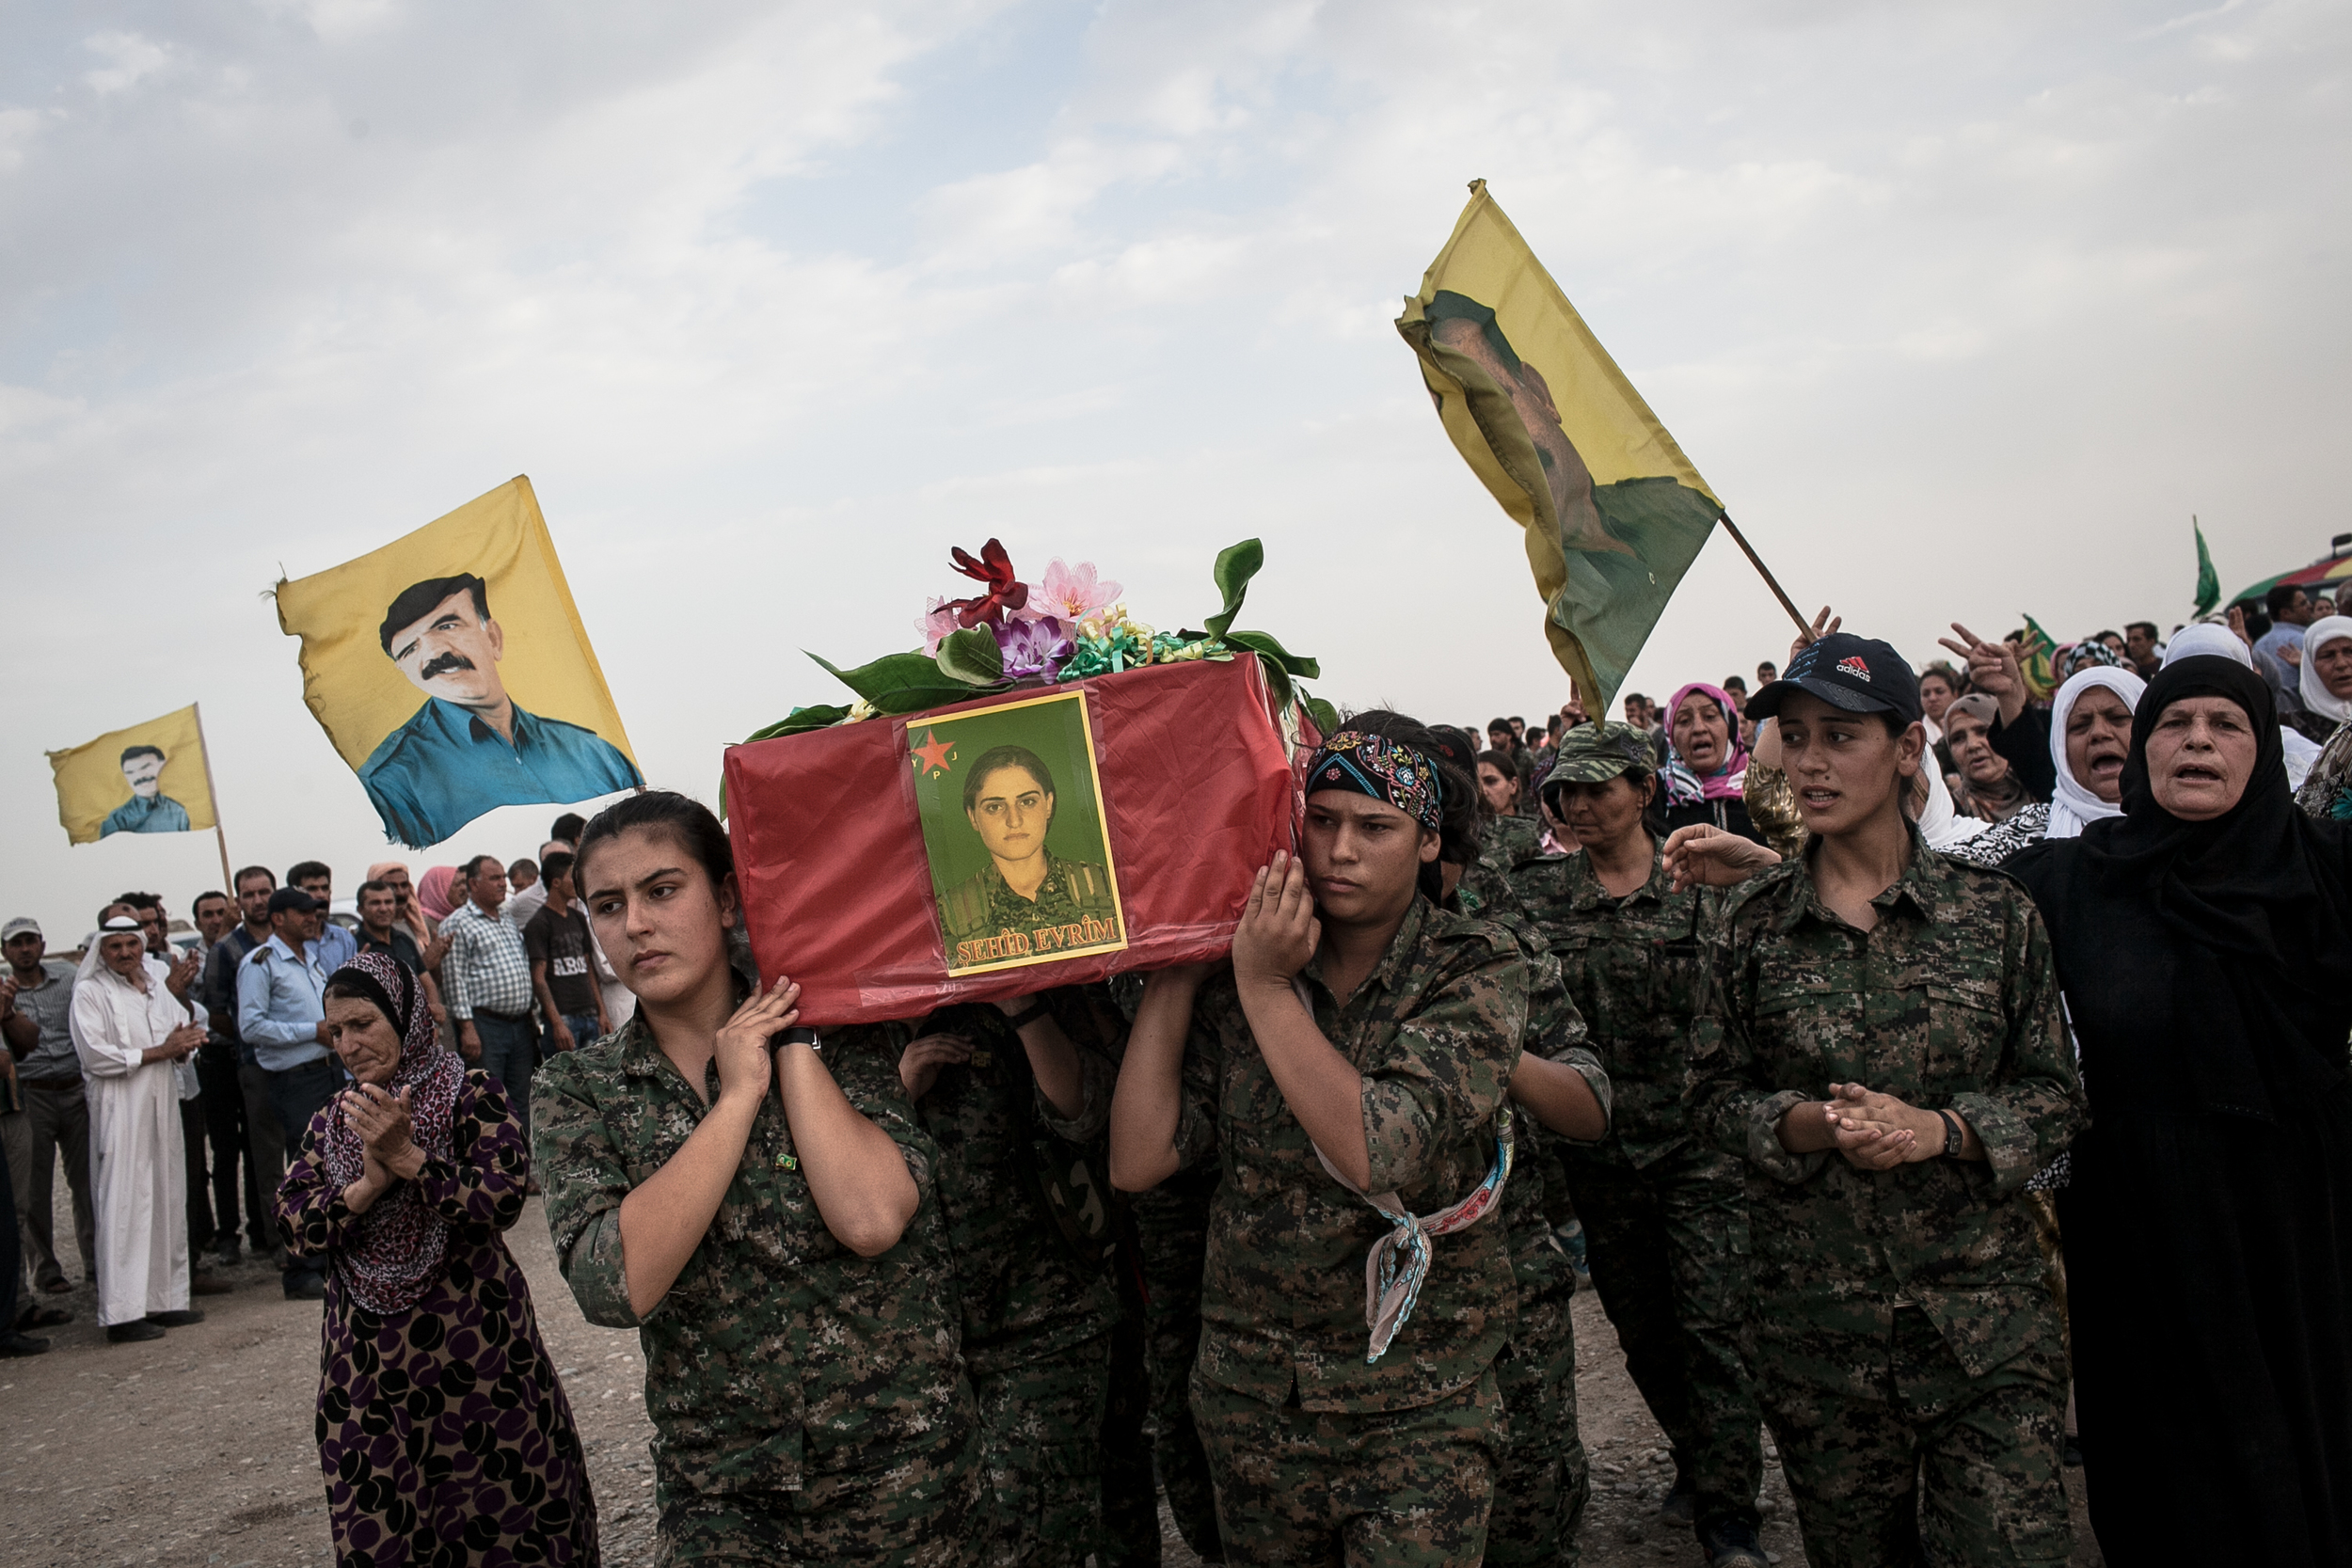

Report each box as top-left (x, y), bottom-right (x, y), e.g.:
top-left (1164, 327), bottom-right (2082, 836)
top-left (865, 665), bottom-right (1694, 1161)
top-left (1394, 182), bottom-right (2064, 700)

top-left (234, 888), bottom-right (341, 1301)
top-left (285, 861), bottom-right (358, 973)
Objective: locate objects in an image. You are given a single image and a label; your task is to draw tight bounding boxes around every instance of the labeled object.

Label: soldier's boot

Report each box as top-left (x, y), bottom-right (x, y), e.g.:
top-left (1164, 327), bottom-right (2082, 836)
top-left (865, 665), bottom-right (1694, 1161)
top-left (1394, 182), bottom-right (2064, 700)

top-left (1701, 1517), bottom-right (1768, 1568)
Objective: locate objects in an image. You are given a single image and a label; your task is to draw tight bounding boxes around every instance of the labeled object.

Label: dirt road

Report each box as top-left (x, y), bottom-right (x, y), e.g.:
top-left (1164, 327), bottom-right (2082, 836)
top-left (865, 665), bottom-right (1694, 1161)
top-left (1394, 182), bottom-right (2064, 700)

top-left (5, 1193), bottom-right (2100, 1566)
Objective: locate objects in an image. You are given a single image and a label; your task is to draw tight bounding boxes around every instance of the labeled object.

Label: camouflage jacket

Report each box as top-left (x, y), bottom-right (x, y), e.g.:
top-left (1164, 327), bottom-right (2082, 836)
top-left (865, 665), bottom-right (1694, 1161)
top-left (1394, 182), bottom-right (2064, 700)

top-left (1461, 815), bottom-right (1547, 919)
top-left (534, 1013), bottom-right (973, 1497)
top-left (1689, 830), bottom-right (2086, 1378)
top-left (1175, 895), bottom-right (1528, 1414)
top-left (909, 992), bottom-right (1121, 1377)
top-left (940, 853), bottom-right (1120, 968)
top-left (1512, 838), bottom-right (1715, 1167)
top-left (1482, 905), bottom-right (1609, 1307)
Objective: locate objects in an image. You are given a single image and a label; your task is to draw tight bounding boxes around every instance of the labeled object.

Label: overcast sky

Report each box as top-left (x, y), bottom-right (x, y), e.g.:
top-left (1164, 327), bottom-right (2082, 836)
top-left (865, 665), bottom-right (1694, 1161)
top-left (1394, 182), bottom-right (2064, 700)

top-left (4, 0), bottom-right (2346, 937)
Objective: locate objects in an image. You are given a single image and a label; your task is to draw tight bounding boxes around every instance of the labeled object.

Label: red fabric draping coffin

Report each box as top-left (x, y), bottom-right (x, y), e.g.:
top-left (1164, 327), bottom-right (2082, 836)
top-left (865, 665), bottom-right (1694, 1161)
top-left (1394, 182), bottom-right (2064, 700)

top-left (724, 655), bottom-right (1297, 1025)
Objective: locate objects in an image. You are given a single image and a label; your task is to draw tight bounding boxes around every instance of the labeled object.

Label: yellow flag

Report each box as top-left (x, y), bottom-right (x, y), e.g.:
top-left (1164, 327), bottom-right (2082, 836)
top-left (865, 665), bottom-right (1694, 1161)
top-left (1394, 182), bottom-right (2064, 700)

top-left (48, 704), bottom-right (217, 845)
top-left (274, 476), bottom-right (644, 849)
top-left (1398, 181), bottom-right (1722, 709)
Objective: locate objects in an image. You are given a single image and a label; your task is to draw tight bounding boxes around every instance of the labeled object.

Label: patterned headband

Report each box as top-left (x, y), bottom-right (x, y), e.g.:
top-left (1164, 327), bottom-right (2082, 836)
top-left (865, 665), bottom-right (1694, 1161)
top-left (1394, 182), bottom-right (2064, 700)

top-left (1303, 731), bottom-right (1443, 830)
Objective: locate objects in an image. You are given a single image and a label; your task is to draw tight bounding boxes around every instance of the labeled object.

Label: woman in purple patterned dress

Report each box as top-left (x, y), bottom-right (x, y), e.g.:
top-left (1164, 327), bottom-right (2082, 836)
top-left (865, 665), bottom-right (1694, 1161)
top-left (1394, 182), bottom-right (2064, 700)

top-left (278, 948), bottom-right (598, 1567)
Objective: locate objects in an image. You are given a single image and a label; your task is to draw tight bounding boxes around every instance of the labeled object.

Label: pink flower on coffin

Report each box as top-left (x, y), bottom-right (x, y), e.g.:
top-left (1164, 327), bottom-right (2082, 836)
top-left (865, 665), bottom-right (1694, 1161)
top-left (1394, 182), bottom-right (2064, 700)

top-left (917, 596), bottom-right (961, 657)
top-left (1018, 559), bottom-right (1122, 624)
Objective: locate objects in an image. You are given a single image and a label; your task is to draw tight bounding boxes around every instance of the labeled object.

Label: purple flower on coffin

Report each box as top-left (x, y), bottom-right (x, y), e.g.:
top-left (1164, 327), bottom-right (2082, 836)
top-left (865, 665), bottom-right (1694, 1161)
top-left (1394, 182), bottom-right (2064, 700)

top-left (993, 614), bottom-right (1073, 680)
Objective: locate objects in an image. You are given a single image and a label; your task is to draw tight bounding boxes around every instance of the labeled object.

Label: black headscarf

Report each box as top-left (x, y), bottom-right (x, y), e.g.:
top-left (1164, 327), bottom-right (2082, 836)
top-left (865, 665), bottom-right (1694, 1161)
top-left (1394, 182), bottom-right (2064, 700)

top-left (2013, 654), bottom-right (2352, 1120)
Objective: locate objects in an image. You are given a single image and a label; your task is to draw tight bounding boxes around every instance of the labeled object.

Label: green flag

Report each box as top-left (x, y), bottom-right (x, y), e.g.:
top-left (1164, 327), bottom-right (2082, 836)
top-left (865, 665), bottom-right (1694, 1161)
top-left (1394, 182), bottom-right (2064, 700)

top-left (2192, 515), bottom-right (2219, 617)
top-left (2018, 615), bottom-right (2059, 702)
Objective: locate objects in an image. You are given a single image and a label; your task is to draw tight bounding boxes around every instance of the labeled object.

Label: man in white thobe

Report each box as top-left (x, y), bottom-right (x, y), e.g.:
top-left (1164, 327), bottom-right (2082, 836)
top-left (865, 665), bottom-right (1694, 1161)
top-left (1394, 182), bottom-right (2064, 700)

top-left (70, 917), bottom-right (207, 1343)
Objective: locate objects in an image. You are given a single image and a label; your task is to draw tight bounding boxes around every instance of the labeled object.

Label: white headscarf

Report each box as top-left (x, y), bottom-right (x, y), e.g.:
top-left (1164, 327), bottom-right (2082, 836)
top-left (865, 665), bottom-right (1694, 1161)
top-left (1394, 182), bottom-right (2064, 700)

top-left (2045, 667), bottom-right (2146, 839)
top-left (1915, 759), bottom-right (1987, 849)
top-left (75, 914), bottom-right (147, 987)
top-left (2162, 622), bottom-right (2255, 670)
top-left (2298, 615), bottom-right (2352, 726)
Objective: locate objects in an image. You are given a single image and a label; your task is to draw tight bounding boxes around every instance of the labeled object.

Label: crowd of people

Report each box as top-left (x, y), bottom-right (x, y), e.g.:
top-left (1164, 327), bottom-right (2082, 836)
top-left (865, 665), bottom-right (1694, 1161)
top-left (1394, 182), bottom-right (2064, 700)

top-left (8, 591), bottom-right (2352, 1568)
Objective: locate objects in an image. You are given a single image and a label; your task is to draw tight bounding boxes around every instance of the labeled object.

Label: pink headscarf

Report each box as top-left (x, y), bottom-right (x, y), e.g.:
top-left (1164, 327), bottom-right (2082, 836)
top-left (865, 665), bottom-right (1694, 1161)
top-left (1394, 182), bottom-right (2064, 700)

top-left (417, 864), bottom-right (461, 923)
top-left (1662, 682), bottom-right (1751, 804)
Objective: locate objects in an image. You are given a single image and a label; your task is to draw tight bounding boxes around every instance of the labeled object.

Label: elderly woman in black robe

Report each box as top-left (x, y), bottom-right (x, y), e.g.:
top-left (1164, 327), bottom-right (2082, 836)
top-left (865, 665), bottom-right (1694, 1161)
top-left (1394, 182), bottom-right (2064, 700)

top-left (2009, 655), bottom-right (2352, 1565)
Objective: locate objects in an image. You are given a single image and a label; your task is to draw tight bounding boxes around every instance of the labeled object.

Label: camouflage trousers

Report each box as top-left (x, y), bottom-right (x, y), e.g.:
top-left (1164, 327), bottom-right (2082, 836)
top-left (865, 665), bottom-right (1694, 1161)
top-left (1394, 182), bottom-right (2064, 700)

top-left (1564, 1141), bottom-right (1762, 1535)
top-left (1755, 1303), bottom-right (2072, 1568)
top-left (1486, 1247), bottom-right (1588, 1568)
top-left (655, 1419), bottom-right (985, 1568)
top-left (1190, 1369), bottom-right (1502, 1568)
top-left (974, 1329), bottom-right (1114, 1567)
top-left (1134, 1168), bottom-right (1225, 1562)
top-left (1099, 1242), bottom-right (1162, 1568)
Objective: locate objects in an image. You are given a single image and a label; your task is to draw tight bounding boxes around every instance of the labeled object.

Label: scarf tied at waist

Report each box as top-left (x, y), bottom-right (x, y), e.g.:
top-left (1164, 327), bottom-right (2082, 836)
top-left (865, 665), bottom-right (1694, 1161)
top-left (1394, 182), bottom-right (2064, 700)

top-left (1313, 1109), bottom-right (1514, 1364)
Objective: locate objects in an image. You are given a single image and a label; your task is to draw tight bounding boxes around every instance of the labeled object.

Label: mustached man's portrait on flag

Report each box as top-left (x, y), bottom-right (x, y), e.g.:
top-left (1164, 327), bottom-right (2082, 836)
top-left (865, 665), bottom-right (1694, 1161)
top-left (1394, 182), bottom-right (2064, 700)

top-left (275, 477), bottom-right (643, 849)
top-left (47, 705), bottom-right (218, 845)
top-left (910, 689), bottom-right (1126, 976)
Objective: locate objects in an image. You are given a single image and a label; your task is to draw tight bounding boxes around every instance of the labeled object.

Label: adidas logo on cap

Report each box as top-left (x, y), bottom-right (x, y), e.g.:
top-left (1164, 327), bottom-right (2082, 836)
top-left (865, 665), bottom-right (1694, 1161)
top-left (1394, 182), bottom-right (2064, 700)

top-left (1836, 656), bottom-right (1871, 683)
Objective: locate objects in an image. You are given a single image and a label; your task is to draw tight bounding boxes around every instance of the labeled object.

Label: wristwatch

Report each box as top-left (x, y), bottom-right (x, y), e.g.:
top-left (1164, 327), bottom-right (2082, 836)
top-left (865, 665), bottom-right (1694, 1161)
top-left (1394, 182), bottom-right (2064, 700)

top-left (1002, 999), bottom-right (1051, 1031)
top-left (1936, 1109), bottom-right (1964, 1159)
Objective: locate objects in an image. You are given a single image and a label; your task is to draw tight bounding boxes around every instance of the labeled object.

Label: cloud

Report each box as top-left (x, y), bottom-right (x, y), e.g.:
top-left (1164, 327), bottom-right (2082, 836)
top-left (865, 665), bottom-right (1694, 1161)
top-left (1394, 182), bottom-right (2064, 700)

top-left (0, 0), bottom-right (2346, 930)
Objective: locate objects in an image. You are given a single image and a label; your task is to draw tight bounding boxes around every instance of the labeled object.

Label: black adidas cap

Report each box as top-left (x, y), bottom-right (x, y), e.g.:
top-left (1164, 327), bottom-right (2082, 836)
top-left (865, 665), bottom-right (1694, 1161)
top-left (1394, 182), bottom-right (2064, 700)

top-left (1744, 633), bottom-right (1922, 726)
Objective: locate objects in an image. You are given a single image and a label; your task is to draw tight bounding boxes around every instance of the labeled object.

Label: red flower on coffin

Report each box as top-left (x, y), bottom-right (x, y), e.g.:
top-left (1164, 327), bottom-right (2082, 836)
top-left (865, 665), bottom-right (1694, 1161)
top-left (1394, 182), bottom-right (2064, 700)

top-left (945, 539), bottom-right (1030, 627)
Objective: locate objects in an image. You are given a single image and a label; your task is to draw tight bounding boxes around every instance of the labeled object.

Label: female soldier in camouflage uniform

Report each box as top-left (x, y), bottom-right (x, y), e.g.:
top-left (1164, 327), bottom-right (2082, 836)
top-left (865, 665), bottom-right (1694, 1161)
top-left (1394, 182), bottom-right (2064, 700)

top-left (1689, 637), bottom-right (2084, 1568)
top-left (1512, 721), bottom-right (1768, 1568)
top-left (896, 990), bottom-right (1122, 1566)
top-left (534, 792), bottom-right (982, 1567)
top-left (1109, 718), bottom-right (1528, 1568)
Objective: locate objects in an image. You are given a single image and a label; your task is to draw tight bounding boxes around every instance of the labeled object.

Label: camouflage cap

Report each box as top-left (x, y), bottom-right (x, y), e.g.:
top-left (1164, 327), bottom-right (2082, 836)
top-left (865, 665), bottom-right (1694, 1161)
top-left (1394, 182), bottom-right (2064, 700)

top-left (1542, 721), bottom-right (1654, 788)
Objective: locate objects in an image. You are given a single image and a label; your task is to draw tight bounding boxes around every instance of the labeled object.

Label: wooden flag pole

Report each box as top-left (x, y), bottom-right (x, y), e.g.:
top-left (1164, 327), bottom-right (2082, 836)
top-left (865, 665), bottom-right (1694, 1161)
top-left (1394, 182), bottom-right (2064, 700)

top-left (192, 702), bottom-right (234, 895)
top-left (1717, 511), bottom-right (1815, 641)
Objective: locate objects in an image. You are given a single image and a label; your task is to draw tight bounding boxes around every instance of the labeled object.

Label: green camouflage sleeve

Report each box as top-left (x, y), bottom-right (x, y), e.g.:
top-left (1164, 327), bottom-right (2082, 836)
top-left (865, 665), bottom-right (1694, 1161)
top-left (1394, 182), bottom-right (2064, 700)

top-left (531, 1057), bottom-right (644, 1330)
top-left (1036, 985), bottom-right (1123, 1143)
top-left (1687, 893), bottom-right (1825, 1185)
top-left (1947, 894), bottom-right (2085, 1195)
top-left (1360, 943), bottom-right (1527, 1196)
top-left (1552, 1044), bottom-right (1613, 1139)
top-left (823, 1022), bottom-right (937, 1195)
top-left (1171, 979), bottom-right (1232, 1169)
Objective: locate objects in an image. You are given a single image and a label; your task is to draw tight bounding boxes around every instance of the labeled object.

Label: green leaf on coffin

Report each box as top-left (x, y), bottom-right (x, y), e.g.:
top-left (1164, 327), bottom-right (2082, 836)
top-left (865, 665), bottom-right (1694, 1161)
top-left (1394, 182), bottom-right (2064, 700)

top-left (1204, 539), bottom-right (1263, 640)
top-left (809, 649), bottom-right (988, 713)
top-left (1302, 694), bottom-right (1341, 737)
top-left (742, 705), bottom-right (850, 742)
top-left (1222, 628), bottom-right (1321, 679)
top-left (934, 626), bottom-right (1007, 686)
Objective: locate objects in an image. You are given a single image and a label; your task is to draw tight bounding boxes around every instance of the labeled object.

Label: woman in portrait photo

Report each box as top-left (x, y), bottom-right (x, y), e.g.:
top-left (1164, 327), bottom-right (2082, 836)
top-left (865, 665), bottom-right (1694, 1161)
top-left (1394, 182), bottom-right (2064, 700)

top-left (938, 745), bottom-right (1118, 955)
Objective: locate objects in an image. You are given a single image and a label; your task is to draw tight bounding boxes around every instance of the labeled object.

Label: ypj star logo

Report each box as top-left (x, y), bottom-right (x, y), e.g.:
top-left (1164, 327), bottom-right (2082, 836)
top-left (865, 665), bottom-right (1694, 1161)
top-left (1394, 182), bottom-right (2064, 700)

top-left (910, 729), bottom-right (957, 779)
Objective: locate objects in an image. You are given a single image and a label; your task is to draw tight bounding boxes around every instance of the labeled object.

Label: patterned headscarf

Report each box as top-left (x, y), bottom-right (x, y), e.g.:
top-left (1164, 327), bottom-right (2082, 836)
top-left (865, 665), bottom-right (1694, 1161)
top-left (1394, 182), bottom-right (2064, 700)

top-left (1302, 731), bottom-right (1443, 829)
top-left (2058, 639), bottom-right (2128, 680)
top-left (1661, 683), bottom-right (1750, 806)
top-left (320, 949), bottom-right (467, 1314)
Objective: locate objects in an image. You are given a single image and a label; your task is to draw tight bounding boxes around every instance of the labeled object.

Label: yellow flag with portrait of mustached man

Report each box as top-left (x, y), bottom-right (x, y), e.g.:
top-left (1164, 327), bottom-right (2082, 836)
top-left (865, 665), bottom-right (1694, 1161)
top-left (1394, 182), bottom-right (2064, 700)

top-left (1398, 181), bottom-right (1723, 712)
top-left (274, 477), bottom-right (644, 849)
top-left (47, 705), bottom-right (218, 845)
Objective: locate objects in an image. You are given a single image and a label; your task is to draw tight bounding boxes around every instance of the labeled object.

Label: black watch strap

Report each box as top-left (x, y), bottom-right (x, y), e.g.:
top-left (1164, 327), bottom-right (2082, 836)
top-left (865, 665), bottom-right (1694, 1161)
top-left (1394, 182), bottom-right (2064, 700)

top-left (1937, 1108), bottom-right (1964, 1158)
top-left (1002, 998), bottom-right (1050, 1031)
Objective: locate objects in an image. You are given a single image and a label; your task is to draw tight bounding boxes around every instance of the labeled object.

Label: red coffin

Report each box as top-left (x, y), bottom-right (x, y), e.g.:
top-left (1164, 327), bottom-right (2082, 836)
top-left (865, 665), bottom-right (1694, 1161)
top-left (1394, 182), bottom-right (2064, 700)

top-left (724, 655), bottom-right (1300, 1025)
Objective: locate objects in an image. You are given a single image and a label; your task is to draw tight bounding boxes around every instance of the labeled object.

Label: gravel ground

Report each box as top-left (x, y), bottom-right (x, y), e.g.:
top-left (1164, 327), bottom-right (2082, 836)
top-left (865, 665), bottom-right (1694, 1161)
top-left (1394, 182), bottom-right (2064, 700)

top-left (6, 1185), bottom-right (2101, 1566)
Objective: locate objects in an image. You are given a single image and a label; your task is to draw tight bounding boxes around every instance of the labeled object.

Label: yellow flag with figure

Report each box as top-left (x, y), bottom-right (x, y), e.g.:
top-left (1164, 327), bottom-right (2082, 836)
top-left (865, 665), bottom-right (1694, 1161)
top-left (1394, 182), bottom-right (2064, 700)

top-left (1398, 181), bottom-right (1723, 709)
top-left (49, 704), bottom-right (218, 845)
top-left (274, 476), bottom-right (643, 849)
